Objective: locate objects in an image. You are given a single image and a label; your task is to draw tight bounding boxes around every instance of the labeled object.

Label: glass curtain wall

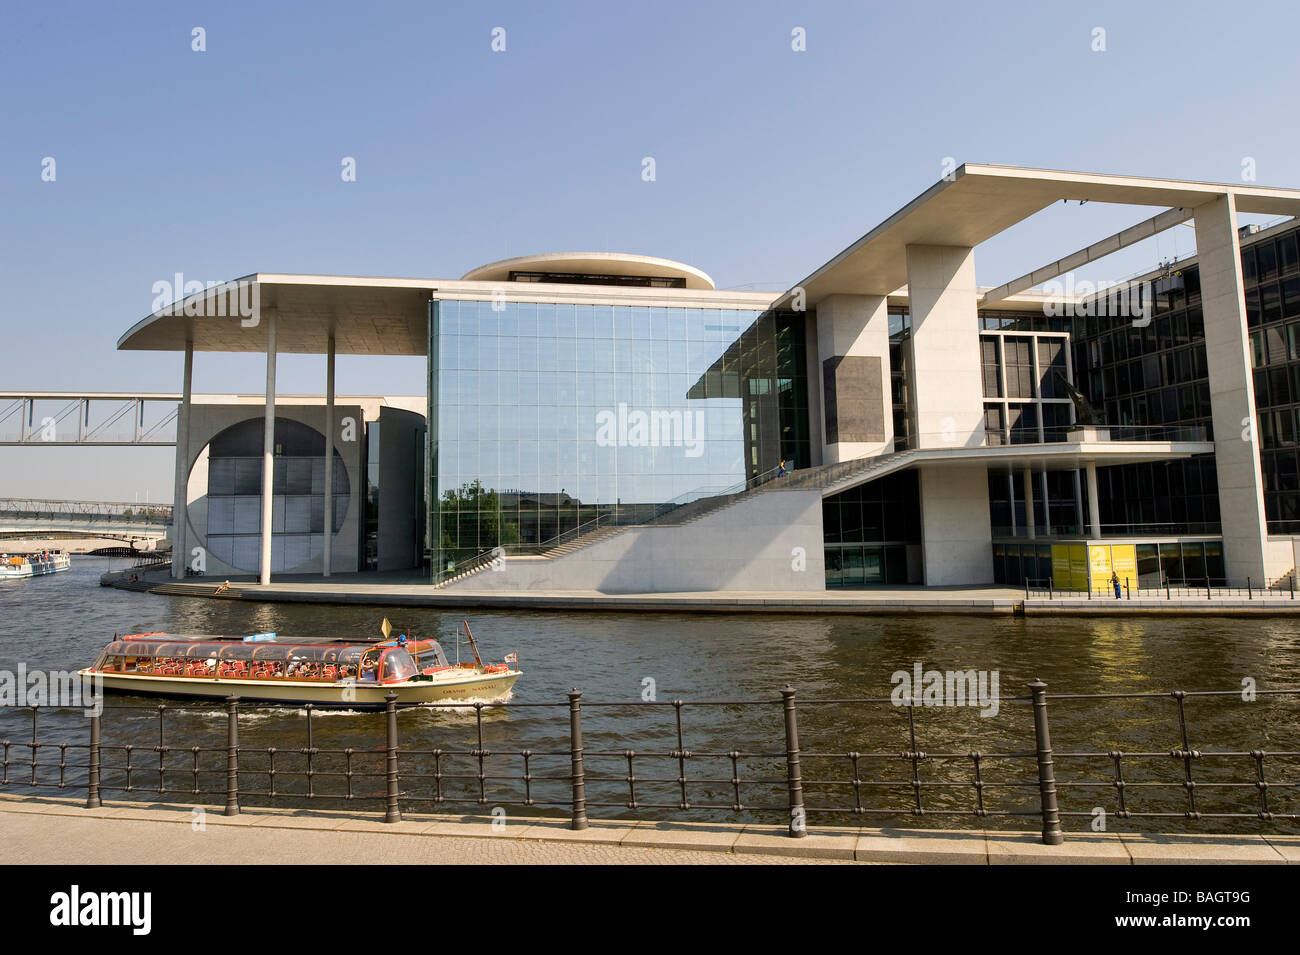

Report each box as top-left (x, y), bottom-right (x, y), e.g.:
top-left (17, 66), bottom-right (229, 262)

top-left (823, 470), bottom-right (921, 587)
top-left (1243, 224), bottom-right (1300, 531)
top-left (428, 300), bottom-right (809, 572)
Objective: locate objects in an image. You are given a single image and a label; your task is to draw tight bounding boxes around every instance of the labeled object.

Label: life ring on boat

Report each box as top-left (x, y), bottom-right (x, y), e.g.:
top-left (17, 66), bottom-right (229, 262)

top-left (483, 664), bottom-right (508, 674)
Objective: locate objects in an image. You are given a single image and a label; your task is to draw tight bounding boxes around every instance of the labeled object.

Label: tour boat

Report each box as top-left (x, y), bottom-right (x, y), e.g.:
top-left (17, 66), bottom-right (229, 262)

top-left (0, 550), bottom-right (71, 580)
top-left (79, 621), bottom-right (521, 707)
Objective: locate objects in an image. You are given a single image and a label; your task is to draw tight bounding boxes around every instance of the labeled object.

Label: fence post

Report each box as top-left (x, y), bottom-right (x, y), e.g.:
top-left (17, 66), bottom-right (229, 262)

top-left (1125, 576), bottom-right (1130, 600)
top-left (1247, 576), bottom-right (1253, 600)
top-left (1291, 573), bottom-right (1295, 600)
top-left (1205, 577), bottom-right (1211, 601)
top-left (224, 696), bottom-right (240, 816)
top-left (1027, 680), bottom-right (1064, 846)
top-left (568, 689), bottom-right (588, 830)
top-left (85, 709), bottom-right (101, 809)
top-left (1024, 576), bottom-right (1028, 601)
top-left (384, 692), bottom-right (401, 823)
top-left (781, 685), bottom-right (807, 839)
top-left (1166, 577), bottom-right (1171, 600)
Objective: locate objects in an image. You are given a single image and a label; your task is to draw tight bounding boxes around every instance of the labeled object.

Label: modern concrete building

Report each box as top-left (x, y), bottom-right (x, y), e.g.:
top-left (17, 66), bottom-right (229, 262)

top-left (164, 394), bottom-right (424, 578)
top-left (117, 165), bottom-right (1300, 593)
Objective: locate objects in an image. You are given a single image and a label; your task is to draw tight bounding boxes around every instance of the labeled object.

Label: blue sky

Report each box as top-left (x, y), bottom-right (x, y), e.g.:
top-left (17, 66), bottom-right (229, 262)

top-left (3, 0), bottom-right (1299, 498)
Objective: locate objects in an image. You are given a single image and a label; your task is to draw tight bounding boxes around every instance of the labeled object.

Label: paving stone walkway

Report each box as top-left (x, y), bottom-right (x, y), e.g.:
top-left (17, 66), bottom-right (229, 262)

top-left (2, 795), bottom-right (1296, 864)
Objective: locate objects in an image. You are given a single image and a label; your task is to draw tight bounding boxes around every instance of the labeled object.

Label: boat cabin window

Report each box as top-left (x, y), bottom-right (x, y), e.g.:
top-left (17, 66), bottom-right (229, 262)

top-left (409, 641), bottom-right (449, 670)
top-left (380, 649), bottom-right (417, 683)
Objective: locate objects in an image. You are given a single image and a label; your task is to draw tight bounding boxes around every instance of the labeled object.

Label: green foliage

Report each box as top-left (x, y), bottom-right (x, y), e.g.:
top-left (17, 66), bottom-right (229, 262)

top-left (438, 479), bottom-right (520, 551)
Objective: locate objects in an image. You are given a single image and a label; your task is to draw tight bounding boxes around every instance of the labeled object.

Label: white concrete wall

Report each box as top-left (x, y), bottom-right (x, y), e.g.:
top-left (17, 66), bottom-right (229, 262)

top-left (918, 465), bottom-right (993, 585)
top-left (182, 404), bottom-right (365, 577)
top-left (814, 293), bottom-right (893, 464)
top-left (905, 245), bottom-right (985, 449)
top-left (441, 488), bottom-right (826, 593)
top-left (1194, 195), bottom-right (1275, 581)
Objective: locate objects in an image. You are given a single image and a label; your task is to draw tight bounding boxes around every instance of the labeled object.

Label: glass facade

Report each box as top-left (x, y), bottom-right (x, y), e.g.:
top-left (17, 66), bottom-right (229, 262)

top-left (823, 470), bottom-right (921, 587)
top-left (364, 420), bottom-right (380, 570)
top-left (888, 310), bottom-right (914, 450)
top-left (1244, 223), bottom-right (1300, 531)
top-left (978, 329), bottom-right (1073, 445)
top-left (1067, 270), bottom-right (1220, 536)
top-left (428, 300), bottom-right (810, 571)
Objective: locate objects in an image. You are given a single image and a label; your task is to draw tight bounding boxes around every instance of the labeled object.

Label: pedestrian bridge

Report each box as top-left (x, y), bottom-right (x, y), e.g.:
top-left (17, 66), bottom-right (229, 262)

top-left (0, 499), bottom-right (171, 546)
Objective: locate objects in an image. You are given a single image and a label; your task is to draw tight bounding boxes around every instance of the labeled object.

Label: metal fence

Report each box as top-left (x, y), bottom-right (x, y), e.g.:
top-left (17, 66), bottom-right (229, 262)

top-left (1026, 574), bottom-right (1297, 600)
top-left (3, 683), bottom-right (1298, 844)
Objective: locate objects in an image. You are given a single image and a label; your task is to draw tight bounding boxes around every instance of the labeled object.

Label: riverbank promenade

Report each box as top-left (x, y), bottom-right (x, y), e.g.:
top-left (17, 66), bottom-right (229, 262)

top-left (105, 567), bottom-right (1300, 616)
top-left (3, 795), bottom-right (1297, 865)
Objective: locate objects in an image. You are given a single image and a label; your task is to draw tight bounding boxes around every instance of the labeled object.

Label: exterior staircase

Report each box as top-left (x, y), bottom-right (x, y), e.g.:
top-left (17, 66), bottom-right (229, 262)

top-left (777, 447), bottom-right (918, 493)
top-left (433, 449), bottom-right (921, 589)
top-left (148, 580), bottom-right (247, 599)
top-left (435, 560), bottom-right (498, 589)
top-left (539, 524), bottom-right (625, 558)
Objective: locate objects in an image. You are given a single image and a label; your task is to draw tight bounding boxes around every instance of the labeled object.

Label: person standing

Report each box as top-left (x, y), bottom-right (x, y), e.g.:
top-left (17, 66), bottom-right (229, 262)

top-left (1111, 571), bottom-right (1122, 599)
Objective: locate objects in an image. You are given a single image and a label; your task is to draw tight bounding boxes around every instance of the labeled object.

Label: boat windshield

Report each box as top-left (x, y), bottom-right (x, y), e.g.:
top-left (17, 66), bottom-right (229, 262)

top-left (380, 649), bottom-right (418, 683)
top-left (406, 640), bottom-right (449, 670)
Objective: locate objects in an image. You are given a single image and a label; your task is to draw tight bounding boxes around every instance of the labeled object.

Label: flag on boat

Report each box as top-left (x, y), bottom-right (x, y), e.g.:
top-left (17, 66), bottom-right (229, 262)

top-left (504, 651), bottom-right (518, 664)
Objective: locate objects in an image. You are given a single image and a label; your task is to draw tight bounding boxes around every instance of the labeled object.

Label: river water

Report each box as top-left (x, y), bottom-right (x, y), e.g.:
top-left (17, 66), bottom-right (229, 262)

top-left (2, 558), bottom-right (1299, 833)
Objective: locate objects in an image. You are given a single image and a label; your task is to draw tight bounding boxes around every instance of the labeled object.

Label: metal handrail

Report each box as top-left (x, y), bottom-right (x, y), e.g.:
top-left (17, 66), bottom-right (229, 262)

top-left (1026, 572), bottom-right (1297, 600)
top-left (5, 683), bottom-right (1300, 842)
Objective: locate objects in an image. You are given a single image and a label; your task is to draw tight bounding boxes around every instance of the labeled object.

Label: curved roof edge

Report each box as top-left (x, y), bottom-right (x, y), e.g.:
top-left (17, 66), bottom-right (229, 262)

top-left (460, 252), bottom-right (715, 290)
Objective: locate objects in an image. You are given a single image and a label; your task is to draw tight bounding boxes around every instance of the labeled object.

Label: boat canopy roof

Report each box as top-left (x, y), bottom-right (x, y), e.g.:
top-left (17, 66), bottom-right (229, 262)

top-left (103, 640), bottom-right (378, 663)
top-left (101, 633), bottom-right (448, 665)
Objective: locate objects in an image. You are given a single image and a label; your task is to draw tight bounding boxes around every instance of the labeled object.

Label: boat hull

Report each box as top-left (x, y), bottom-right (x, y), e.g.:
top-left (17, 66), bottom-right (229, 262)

top-left (0, 555), bottom-right (71, 579)
top-left (79, 669), bottom-right (521, 707)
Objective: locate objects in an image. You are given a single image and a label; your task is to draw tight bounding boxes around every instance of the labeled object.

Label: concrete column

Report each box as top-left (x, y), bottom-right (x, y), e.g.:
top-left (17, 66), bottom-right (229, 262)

top-left (1039, 471), bottom-right (1050, 533)
top-left (323, 335), bottom-right (335, 577)
top-left (1022, 467), bottom-right (1036, 539)
top-left (814, 294), bottom-right (893, 464)
top-left (803, 315), bottom-right (824, 467)
top-left (907, 245), bottom-right (990, 584)
top-left (1007, 472), bottom-right (1017, 536)
top-left (905, 245), bottom-right (983, 448)
top-left (1072, 470), bottom-right (1085, 534)
top-left (171, 341), bottom-right (193, 579)
top-left (995, 335), bottom-right (1010, 444)
top-left (1194, 193), bottom-right (1273, 581)
top-left (918, 465), bottom-right (994, 585)
top-left (1085, 461), bottom-right (1101, 538)
top-left (259, 313), bottom-right (277, 586)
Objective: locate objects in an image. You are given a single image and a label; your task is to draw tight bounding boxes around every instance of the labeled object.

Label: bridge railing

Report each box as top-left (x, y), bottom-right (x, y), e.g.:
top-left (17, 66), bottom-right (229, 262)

top-left (0, 499), bottom-right (173, 525)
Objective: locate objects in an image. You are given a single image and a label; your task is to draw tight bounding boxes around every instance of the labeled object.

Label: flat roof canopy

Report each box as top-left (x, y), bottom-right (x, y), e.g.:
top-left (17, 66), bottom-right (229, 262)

top-left (783, 164), bottom-right (1300, 308)
top-left (116, 271), bottom-right (771, 356)
top-left (117, 275), bottom-right (434, 355)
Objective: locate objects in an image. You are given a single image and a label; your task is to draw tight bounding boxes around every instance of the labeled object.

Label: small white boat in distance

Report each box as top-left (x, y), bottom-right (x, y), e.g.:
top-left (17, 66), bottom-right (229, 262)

top-left (0, 550), bottom-right (71, 580)
top-left (80, 620), bottom-right (521, 707)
